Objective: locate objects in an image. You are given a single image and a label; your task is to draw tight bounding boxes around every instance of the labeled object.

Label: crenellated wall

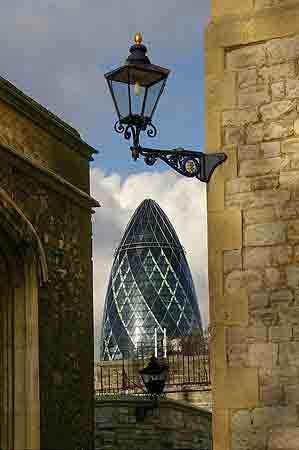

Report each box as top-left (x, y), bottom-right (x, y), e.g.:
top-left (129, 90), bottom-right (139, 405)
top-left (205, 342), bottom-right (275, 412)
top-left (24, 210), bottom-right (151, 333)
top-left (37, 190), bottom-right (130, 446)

top-left (206, 1), bottom-right (299, 449)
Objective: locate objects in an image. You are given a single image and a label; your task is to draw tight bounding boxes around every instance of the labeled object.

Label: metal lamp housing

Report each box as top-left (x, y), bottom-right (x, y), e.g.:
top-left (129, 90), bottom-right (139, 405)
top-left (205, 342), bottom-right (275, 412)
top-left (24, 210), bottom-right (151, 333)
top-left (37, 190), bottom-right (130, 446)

top-left (139, 356), bottom-right (169, 396)
top-left (104, 38), bottom-right (170, 130)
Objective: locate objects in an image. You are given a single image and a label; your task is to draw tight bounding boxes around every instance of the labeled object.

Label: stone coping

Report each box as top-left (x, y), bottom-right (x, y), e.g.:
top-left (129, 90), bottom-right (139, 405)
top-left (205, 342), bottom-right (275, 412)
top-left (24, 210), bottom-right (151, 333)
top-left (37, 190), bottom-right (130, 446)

top-left (0, 76), bottom-right (98, 161)
top-left (0, 141), bottom-right (100, 210)
top-left (95, 396), bottom-right (212, 419)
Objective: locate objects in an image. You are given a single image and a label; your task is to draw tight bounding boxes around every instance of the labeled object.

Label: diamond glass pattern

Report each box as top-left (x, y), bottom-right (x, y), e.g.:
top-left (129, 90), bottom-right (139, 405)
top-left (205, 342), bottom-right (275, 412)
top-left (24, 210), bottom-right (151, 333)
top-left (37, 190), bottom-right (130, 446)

top-left (100, 199), bottom-right (203, 360)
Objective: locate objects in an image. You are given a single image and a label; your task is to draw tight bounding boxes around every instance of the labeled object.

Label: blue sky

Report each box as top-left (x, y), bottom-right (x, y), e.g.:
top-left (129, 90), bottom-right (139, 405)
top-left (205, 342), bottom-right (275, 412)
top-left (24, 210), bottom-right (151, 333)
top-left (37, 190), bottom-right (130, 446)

top-left (0, 0), bottom-right (212, 358)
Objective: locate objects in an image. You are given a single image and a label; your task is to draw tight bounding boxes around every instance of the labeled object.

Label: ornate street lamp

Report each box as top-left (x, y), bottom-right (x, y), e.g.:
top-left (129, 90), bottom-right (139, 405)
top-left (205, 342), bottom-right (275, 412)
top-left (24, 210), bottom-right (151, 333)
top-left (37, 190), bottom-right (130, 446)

top-left (105, 33), bottom-right (227, 182)
top-left (139, 355), bottom-right (169, 398)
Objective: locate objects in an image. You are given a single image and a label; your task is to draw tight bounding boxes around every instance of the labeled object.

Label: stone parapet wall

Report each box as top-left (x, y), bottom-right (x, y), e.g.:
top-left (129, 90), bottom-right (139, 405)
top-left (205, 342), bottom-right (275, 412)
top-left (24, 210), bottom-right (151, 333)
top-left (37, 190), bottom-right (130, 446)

top-left (95, 397), bottom-right (212, 450)
top-left (167, 390), bottom-right (213, 412)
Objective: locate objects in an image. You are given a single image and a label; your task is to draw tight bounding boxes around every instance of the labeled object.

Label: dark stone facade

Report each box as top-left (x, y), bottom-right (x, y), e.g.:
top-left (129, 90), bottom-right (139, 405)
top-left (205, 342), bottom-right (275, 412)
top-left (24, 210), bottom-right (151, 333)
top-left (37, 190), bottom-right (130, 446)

top-left (0, 76), bottom-right (99, 449)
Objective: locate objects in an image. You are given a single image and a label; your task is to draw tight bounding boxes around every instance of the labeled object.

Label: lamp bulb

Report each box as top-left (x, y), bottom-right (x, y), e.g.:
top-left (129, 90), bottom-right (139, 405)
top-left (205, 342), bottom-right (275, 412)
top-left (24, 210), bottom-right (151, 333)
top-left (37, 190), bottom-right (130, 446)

top-left (134, 81), bottom-right (142, 96)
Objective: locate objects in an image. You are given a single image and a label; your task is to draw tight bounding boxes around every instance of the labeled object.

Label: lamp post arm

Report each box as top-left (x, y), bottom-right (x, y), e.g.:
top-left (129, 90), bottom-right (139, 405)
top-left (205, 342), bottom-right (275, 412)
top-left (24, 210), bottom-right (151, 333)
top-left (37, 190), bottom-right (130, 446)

top-left (131, 145), bottom-right (227, 183)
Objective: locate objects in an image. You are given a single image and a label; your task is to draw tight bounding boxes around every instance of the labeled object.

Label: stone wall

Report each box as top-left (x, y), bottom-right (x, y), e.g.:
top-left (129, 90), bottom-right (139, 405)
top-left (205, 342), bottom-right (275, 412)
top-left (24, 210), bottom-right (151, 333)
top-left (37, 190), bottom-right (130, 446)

top-left (206, 1), bottom-right (299, 449)
top-left (167, 390), bottom-right (212, 412)
top-left (0, 76), bottom-right (99, 449)
top-left (95, 397), bottom-right (212, 450)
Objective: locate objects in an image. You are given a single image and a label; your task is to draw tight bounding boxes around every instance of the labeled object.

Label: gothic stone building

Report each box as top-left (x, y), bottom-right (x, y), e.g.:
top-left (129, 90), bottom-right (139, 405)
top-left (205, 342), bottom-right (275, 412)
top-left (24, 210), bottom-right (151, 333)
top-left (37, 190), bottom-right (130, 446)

top-left (0, 76), bottom-right (99, 449)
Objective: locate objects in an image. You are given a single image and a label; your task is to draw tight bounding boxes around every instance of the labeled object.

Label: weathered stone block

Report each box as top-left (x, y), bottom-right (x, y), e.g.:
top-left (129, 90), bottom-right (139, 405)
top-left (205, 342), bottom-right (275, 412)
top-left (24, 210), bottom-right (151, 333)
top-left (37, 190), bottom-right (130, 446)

top-left (227, 343), bottom-right (248, 367)
top-left (279, 342), bottom-right (299, 366)
top-left (264, 120), bottom-right (294, 140)
top-left (227, 44), bottom-right (266, 69)
top-left (238, 68), bottom-right (257, 88)
top-left (244, 207), bottom-right (276, 225)
top-left (224, 126), bottom-right (245, 145)
top-left (294, 246), bottom-right (299, 263)
top-left (269, 426), bottom-right (299, 448)
top-left (271, 81), bottom-right (285, 100)
top-left (278, 171), bottom-right (299, 190)
top-left (249, 291), bottom-right (269, 309)
top-left (275, 202), bottom-right (298, 219)
top-left (265, 268), bottom-right (283, 287)
top-left (239, 85), bottom-right (270, 108)
top-left (214, 368), bottom-right (259, 408)
top-left (246, 122), bottom-right (264, 143)
top-left (226, 327), bottom-right (248, 346)
top-left (247, 326), bottom-right (268, 342)
top-left (245, 222), bottom-right (287, 246)
top-left (282, 137), bottom-right (299, 155)
top-left (252, 405), bottom-right (297, 427)
top-left (244, 245), bottom-right (293, 268)
top-left (252, 175), bottom-right (279, 191)
top-left (260, 100), bottom-right (296, 121)
top-left (261, 141), bottom-right (281, 158)
top-left (248, 343), bottom-right (278, 368)
top-left (270, 326), bottom-right (292, 341)
top-left (292, 324), bottom-right (299, 339)
top-left (284, 384), bottom-right (299, 404)
top-left (290, 158), bottom-right (299, 169)
top-left (206, 71), bottom-right (237, 110)
top-left (255, 0), bottom-right (299, 10)
top-left (245, 247), bottom-right (274, 268)
top-left (279, 305), bottom-right (299, 324)
top-left (212, 0), bottom-right (254, 19)
top-left (239, 157), bottom-right (282, 177)
top-left (286, 78), bottom-right (299, 98)
top-left (225, 178), bottom-right (251, 194)
top-left (259, 366), bottom-right (298, 386)
top-left (271, 289), bottom-right (294, 302)
top-left (294, 117), bottom-right (299, 135)
top-left (266, 35), bottom-right (299, 64)
top-left (223, 108), bottom-right (258, 126)
top-left (286, 265), bottom-right (299, 287)
top-left (288, 220), bottom-right (299, 242)
top-left (223, 249), bottom-right (242, 273)
top-left (260, 383), bottom-right (284, 405)
top-left (225, 270), bottom-right (263, 293)
top-left (250, 308), bottom-right (279, 327)
top-left (226, 189), bottom-right (290, 210)
top-left (238, 144), bottom-right (260, 160)
top-left (259, 62), bottom-right (296, 83)
top-left (231, 409), bottom-right (267, 450)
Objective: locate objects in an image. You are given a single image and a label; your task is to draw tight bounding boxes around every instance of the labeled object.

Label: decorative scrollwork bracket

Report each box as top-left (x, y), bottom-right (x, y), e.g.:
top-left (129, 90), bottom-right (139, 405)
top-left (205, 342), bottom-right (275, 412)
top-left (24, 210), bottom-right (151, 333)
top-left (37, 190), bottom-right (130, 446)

top-left (113, 120), bottom-right (227, 183)
top-left (132, 146), bottom-right (227, 183)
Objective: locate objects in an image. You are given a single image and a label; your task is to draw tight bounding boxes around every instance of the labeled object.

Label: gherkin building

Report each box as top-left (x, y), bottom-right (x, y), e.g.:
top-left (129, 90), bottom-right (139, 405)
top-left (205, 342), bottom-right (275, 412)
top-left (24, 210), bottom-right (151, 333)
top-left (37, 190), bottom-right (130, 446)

top-left (100, 199), bottom-right (203, 360)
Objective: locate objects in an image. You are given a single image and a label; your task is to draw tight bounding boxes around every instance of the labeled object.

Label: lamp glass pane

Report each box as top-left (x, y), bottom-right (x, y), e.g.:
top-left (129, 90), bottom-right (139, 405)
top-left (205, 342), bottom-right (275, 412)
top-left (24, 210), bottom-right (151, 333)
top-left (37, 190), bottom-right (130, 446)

top-left (144, 79), bottom-right (165, 119)
top-left (111, 80), bottom-right (129, 119)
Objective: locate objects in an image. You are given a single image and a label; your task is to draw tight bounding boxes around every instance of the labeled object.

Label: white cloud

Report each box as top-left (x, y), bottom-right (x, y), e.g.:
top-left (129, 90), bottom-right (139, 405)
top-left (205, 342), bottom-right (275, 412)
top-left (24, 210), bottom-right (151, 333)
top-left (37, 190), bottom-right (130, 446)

top-left (91, 167), bottom-right (209, 359)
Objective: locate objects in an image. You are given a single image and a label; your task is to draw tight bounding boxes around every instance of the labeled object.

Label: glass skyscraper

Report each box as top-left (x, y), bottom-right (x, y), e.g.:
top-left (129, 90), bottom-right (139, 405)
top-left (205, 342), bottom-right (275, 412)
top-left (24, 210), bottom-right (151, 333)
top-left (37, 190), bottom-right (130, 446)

top-left (100, 199), bottom-right (203, 360)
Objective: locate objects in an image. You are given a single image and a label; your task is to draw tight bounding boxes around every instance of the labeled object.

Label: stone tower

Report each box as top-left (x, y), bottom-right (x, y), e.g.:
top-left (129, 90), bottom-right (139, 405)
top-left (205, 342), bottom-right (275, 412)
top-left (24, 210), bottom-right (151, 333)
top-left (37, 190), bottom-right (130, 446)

top-left (206, 1), bottom-right (299, 448)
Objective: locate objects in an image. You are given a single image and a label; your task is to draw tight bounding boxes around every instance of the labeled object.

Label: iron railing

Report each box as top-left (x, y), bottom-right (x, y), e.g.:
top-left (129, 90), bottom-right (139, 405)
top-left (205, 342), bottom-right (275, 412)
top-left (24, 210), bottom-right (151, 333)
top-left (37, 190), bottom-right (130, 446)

top-left (95, 346), bottom-right (211, 397)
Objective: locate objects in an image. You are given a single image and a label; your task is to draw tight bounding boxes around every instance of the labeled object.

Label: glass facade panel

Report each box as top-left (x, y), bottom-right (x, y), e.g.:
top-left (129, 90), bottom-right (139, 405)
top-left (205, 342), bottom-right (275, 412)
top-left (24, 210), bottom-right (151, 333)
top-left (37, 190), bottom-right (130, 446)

top-left (99, 199), bottom-right (203, 360)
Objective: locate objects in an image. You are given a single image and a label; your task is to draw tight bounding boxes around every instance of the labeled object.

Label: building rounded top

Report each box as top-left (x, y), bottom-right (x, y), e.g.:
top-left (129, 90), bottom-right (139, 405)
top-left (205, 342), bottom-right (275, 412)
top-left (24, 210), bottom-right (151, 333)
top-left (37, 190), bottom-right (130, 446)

top-left (116, 198), bottom-right (184, 255)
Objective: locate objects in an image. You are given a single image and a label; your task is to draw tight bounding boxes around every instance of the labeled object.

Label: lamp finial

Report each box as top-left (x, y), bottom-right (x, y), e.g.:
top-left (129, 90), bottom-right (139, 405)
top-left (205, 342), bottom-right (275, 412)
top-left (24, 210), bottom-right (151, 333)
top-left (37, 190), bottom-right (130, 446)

top-left (134, 32), bottom-right (142, 45)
